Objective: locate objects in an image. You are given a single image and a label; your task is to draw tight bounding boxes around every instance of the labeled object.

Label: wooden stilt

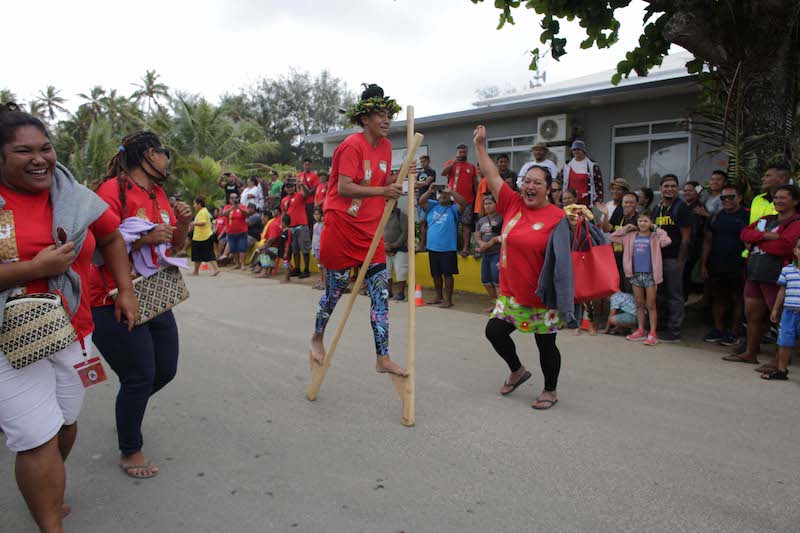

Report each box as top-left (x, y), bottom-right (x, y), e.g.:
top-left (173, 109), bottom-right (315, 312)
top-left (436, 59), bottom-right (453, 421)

top-left (306, 131), bottom-right (425, 402)
top-left (392, 106), bottom-right (416, 427)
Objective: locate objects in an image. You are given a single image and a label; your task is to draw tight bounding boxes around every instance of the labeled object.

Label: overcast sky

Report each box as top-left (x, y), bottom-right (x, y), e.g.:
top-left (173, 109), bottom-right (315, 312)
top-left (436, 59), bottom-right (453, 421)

top-left (4, 0), bottom-right (683, 120)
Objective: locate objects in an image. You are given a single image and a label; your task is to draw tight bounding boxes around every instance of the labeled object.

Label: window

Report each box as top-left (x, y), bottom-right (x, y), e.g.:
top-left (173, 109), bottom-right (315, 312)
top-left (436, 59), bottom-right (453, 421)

top-left (486, 133), bottom-right (537, 174)
top-left (611, 120), bottom-right (690, 189)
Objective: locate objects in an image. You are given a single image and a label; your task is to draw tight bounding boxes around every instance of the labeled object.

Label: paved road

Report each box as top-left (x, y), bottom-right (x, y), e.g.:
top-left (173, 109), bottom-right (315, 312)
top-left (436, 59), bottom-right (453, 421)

top-left (1, 274), bottom-right (799, 532)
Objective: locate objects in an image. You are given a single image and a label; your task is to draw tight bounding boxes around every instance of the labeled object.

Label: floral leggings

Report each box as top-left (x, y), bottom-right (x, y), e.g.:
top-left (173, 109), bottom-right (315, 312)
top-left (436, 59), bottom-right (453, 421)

top-left (314, 263), bottom-right (390, 357)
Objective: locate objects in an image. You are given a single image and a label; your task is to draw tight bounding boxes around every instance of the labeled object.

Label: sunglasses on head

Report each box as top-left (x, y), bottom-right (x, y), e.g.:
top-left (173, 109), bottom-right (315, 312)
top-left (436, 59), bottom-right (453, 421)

top-left (720, 194), bottom-right (736, 201)
top-left (153, 147), bottom-right (171, 159)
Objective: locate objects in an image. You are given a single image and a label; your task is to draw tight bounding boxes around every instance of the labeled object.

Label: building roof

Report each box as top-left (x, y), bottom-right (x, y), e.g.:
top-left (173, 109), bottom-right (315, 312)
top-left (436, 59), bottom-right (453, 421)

top-left (307, 53), bottom-right (697, 144)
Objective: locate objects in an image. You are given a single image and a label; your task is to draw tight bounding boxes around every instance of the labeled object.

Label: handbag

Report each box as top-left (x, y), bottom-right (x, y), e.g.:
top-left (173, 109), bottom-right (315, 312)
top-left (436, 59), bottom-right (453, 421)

top-left (572, 217), bottom-right (619, 303)
top-left (0, 293), bottom-right (77, 369)
top-left (106, 266), bottom-right (189, 325)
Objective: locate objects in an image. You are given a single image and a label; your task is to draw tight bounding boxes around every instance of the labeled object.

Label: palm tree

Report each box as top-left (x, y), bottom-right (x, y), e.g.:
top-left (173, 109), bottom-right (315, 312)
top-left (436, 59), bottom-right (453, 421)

top-left (36, 85), bottom-right (68, 122)
top-left (101, 89), bottom-right (144, 133)
top-left (77, 86), bottom-right (107, 119)
top-left (131, 70), bottom-right (170, 114)
top-left (27, 101), bottom-right (47, 121)
top-left (0, 89), bottom-right (17, 104)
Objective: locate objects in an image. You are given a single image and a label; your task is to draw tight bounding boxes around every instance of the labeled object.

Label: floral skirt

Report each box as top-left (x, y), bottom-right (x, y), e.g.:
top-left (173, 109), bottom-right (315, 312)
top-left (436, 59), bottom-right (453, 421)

top-left (490, 294), bottom-right (564, 334)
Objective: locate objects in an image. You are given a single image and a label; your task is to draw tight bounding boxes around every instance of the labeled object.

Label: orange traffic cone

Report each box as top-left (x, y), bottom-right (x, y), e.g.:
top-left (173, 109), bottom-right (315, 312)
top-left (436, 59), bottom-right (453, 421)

top-left (414, 284), bottom-right (425, 307)
top-left (579, 307), bottom-right (590, 330)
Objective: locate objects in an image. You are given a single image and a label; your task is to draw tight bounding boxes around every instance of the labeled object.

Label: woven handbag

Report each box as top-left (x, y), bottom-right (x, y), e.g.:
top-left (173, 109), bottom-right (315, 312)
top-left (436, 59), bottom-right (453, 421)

top-left (107, 266), bottom-right (189, 325)
top-left (0, 293), bottom-right (78, 369)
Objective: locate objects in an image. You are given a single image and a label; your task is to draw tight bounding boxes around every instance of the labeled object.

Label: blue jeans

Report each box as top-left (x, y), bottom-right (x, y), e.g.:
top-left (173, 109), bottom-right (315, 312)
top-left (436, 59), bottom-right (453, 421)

top-left (91, 307), bottom-right (179, 455)
top-left (481, 252), bottom-right (500, 286)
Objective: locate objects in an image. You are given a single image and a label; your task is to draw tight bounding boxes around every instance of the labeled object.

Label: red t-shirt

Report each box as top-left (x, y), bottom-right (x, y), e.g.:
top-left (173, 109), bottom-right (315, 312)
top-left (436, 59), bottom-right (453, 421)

top-left (298, 171), bottom-right (319, 205)
top-left (495, 184), bottom-right (565, 308)
top-left (314, 182), bottom-right (328, 208)
top-left (281, 192), bottom-right (308, 227)
top-left (320, 132), bottom-right (392, 270)
top-left (0, 184), bottom-right (119, 338)
top-left (445, 160), bottom-right (478, 204)
top-left (215, 216), bottom-right (227, 235)
top-left (264, 218), bottom-right (282, 245)
top-left (90, 177), bottom-right (176, 308)
top-left (224, 204), bottom-right (248, 234)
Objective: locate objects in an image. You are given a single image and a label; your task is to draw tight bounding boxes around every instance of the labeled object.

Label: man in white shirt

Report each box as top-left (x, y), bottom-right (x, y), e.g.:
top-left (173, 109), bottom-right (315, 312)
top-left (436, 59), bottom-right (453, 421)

top-left (519, 142), bottom-right (559, 186)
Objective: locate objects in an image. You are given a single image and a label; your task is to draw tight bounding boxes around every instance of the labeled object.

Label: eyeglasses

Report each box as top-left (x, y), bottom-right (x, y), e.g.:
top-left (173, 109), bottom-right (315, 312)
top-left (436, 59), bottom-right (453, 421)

top-left (720, 194), bottom-right (736, 201)
top-left (153, 147), bottom-right (171, 159)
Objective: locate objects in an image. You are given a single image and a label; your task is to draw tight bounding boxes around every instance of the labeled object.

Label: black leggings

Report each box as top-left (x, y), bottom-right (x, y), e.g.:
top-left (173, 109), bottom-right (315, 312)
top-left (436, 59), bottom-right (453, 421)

top-left (485, 318), bottom-right (561, 391)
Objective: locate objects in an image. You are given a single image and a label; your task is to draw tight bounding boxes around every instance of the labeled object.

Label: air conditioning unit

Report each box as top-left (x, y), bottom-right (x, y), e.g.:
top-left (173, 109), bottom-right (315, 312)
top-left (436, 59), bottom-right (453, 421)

top-left (537, 114), bottom-right (568, 144)
top-left (547, 146), bottom-right (568, 170)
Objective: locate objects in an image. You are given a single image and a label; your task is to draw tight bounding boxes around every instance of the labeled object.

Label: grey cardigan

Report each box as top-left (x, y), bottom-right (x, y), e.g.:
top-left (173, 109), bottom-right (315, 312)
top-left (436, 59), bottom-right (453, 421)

top-left (0, 163), bottom-right (109, 326)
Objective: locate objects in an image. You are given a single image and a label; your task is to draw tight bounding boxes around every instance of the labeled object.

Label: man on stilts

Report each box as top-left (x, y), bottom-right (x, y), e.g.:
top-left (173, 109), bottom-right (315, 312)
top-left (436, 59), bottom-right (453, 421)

top-left (309, 83), bottom-right (409, 377)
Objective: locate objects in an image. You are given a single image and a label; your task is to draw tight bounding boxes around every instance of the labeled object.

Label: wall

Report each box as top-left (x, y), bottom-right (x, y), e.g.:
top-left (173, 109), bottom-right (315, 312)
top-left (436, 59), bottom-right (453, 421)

top-left (388, 92), bottom-right (721, 188)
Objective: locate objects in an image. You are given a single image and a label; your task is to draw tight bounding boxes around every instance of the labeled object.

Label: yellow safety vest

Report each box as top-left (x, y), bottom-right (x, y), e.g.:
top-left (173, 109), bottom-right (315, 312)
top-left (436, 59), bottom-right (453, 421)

top-left (749, 193), bottom-right (776, 224)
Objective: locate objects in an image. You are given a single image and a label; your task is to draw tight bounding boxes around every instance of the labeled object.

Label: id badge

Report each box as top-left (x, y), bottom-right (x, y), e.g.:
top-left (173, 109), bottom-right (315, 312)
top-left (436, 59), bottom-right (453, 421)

top-left (74, 357), bottom-right (108, 388)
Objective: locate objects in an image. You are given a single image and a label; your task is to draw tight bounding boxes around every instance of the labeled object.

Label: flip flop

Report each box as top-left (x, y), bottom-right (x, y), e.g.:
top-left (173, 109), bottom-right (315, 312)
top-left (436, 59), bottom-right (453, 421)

top-left (501, 370), bottom-right (532, 396)
top-left (120, 461), bottom-right (158, 479)
top-left (721, 354), bottom-right (759, 364)
top-left (532, 398), bottom-right (558, 410)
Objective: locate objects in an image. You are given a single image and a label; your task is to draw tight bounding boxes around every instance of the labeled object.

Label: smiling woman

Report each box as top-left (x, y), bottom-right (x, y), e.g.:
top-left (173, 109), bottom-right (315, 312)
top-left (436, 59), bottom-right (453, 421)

top-left (310, 83), bottom-right (409, 378)
top-left (0, 102), bottom-right (137, 531)
top-left (474, 124), bottom-right (571, 411)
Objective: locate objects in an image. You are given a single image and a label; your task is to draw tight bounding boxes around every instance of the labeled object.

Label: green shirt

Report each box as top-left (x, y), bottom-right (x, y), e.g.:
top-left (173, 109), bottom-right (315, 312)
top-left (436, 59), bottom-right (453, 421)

top-left (269, 180), bottom-right (283, 196)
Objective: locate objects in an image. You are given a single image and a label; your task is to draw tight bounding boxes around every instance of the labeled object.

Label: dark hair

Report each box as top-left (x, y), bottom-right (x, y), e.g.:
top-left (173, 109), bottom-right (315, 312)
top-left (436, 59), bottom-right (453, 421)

top-left (660, 174), bottom-right (679, 186)
top-left (303, 158), bottom-right (312, 164)
top-left (313, 205), bottom-right (323, 215)
top-left (638, 187), bottom-right (655, 208)
top-left (768, 161), bottom-right (792, 174)
top-left (356, 84), bottom-right (385, 127)
top-left (712, 170), bottom-right (728, 180)
top-left (496, 153), bottom-right (510, 161)
top-left (318, 171), bottom-right (329, 178)
top-left (526, 164), bottom-right (553, 189)
top-left (194, 196), bottom-right (206, 207)
top-left (420, 155), bottom-right (430, 161)
top-left (482, 194), bottom-right (496, 203)
top-left (622, 191), bottom-right (639, 202)
top-left (684, 180), bottom-right (700, 189)
top-left (262, 209), bottom-right (273, 219)
top-left (638, 211), bottom-right (653, 221)
top-left (281, 214), bottom-right (291, 226)
top-left (563, 188), bottom-right (579, 199)
top-left (247, 203), bottom-right (257, 210)
top-left (248, 176), bottom-right (259, 186)
top-left (721, 184), bottom-right (742, 196)
top-left (775, 183), bottom-right (800, 202)
top-left (0, 103), bottom-right (50, 150)
top-left (96, 131), bottom-right (164, 213)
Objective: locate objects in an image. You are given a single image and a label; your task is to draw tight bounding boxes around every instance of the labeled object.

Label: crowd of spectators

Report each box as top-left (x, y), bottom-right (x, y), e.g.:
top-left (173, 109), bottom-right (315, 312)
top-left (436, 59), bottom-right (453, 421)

top-left (193, 142), bottom-right (797, 381)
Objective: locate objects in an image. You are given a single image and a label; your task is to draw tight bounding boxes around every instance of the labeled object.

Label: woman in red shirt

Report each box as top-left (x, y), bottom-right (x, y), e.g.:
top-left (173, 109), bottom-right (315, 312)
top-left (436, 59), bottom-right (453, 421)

top-left (474, 125), bottom-right (568, 410)
top-left (0, 104), bottom-right (136, 530)
top-left (91, 131), bottom-right (192, 480)
top-left (310, 84), bottom-right (407, 377)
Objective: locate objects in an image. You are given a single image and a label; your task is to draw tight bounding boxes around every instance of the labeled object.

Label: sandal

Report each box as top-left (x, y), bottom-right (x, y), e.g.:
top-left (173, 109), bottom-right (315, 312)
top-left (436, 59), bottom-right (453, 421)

top-left (500, 370), bottom-right (531, 396)
top-left (531, 398), bottom-right (558, 410)
top-left (760, 369), bottom-right (789, 381)
top-left (120, 461), bottom-right (159, 479)
top-left (721, 354), bottom-right (759, 364)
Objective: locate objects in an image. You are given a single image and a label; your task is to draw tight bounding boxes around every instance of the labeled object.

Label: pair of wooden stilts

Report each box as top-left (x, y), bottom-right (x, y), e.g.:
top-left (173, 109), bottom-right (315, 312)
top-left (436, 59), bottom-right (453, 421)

top-left (306, 108), bottom-right (423, 427)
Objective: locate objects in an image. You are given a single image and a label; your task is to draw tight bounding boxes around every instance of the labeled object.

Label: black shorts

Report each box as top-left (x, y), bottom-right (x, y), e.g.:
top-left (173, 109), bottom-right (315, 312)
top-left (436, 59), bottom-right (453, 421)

top-left (709, 268), bottom-right (745, 295)
top-left (428, 250), bottom-right (459, 277)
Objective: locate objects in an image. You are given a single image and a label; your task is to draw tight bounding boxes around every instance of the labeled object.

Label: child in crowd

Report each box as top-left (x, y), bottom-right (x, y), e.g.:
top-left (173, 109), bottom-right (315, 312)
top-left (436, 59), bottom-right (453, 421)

top-left (601, 291), bottom-right (638, 336)
top-left (766, 237), bottom-right (800, 381)
top-left (279, 214), bottom-right (293, 284)
top-left (255, 210), bottom-right (278, 278)
top-left (312, 206), bottom-right (326, 290)
top-left (474, 193), bottom-right (502, 313)
top-left (611, 211), bottom-right (671, 346)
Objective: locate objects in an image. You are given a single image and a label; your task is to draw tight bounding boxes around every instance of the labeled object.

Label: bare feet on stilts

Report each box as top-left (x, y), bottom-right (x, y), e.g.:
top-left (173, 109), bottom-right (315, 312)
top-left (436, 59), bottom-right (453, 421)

top-left (310, 333), bottom-right (326, 366)
top-left (376, 356), bottom-right (409, 377)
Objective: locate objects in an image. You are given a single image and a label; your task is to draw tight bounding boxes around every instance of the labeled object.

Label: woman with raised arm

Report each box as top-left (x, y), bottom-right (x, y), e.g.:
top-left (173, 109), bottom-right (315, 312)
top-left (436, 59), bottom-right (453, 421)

top-left (474, 125), bottom-right (569, 410)
top-left (309, 84), bottom-right (408, 377)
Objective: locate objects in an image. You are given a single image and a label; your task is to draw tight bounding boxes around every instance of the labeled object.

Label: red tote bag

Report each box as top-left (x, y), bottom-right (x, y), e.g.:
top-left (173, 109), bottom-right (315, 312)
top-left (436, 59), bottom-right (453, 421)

top-left (572, 217), bottom-right (619, 303)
